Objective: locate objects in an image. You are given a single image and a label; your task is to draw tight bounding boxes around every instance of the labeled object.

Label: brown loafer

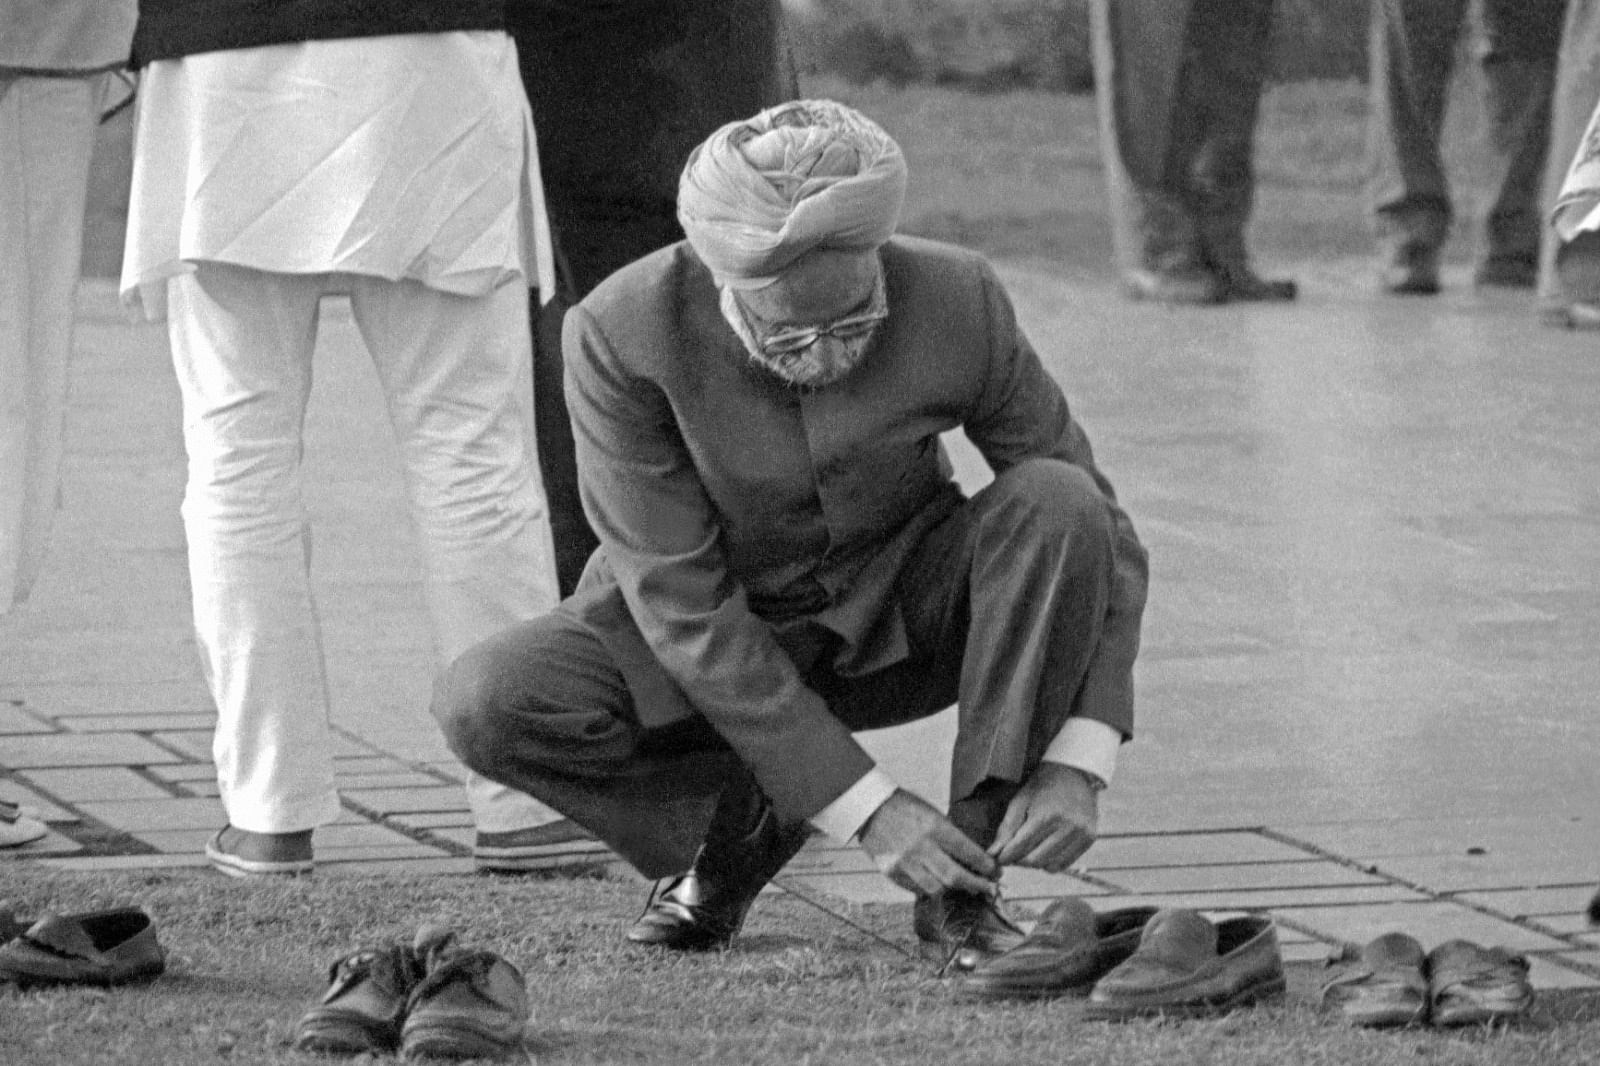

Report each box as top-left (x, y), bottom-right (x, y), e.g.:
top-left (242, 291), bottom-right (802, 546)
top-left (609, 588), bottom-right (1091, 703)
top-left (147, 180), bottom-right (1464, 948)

top-left (1086, 908), bottom-right (1285, 1019)
top-left (913, 890), bottom-right (1026, 973)
top-left (958, 899), bottom-right (1158, 1001)
top-left (1427, 940), bottom-right (1533, 1027)
top-left (0, 908), bottom-right (166, 987)
top-left (1319, 931), bottom-right (1428, 1027)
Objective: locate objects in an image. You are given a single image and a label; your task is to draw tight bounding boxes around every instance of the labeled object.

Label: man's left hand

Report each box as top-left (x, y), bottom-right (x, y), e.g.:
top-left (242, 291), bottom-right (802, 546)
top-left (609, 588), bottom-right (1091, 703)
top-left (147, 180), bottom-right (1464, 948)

top-left (987, 763), bottom-right (1099, 871)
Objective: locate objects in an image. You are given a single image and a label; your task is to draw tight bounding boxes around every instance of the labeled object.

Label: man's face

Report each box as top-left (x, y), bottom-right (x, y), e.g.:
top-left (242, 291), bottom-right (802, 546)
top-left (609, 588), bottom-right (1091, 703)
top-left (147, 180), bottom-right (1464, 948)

top-left (728, 250), bottom-right (885, 389)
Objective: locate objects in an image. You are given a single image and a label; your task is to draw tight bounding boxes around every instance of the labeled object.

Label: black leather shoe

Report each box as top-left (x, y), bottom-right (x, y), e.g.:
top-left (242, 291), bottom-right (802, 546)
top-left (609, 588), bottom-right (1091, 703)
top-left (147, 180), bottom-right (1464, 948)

top-left (626, 782), bottom-right (809, 951)
top-left (913, 890), bottom-right (1026, 973)
top-left (958, 899), bottom-right (1158, 1001)
top-left (1217, 266), bottom-right (1298, 302)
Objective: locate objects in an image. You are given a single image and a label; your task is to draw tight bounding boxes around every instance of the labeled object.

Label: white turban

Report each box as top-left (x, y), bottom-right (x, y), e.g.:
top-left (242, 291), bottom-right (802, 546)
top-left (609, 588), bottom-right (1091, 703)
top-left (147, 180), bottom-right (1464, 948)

top-left (677, 99), bottom-right (907, 289)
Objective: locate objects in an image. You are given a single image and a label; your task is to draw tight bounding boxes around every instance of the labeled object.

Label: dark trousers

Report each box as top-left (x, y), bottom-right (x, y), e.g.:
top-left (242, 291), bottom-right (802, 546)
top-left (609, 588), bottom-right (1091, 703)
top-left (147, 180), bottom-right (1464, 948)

top-left (1091, 0), bottom-right (1276, 274)
top-left (509, 0), bottom-right (799, 595)
top-left (433, 460), bottom-right (1118, 878)
top-left (1370, 0), bottom-right (1566, 266)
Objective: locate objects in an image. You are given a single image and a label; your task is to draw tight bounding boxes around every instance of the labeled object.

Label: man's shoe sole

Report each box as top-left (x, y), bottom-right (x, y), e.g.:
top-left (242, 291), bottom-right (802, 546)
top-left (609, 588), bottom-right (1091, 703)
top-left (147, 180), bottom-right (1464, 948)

top-left (295, 1012), bottom-right (399, 1055)
top-left (204, 833), bottom-right (314, 879)
top-left (401, 1020), bottom-right (522, 1061)
top-left (1086, 972), bottom-right (1287, 1020)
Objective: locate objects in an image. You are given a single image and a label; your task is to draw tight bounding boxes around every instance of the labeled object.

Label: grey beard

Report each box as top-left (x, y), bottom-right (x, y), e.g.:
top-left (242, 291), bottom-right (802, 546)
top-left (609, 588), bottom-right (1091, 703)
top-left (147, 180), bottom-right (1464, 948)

top-left (748, 333), bottom-right (875, 390)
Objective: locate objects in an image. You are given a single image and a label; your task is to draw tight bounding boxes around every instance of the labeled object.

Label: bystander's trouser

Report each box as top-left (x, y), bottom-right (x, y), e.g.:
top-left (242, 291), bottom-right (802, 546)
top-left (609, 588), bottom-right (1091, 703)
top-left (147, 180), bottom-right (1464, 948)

top-left (0, 1), bottom-right (136, 615)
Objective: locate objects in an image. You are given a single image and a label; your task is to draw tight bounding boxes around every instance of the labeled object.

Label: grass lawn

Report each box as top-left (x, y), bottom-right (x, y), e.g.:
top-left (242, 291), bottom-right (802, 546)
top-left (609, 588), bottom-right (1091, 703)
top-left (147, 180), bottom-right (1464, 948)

top-left (3, 863), bottom-right (1599, 1065)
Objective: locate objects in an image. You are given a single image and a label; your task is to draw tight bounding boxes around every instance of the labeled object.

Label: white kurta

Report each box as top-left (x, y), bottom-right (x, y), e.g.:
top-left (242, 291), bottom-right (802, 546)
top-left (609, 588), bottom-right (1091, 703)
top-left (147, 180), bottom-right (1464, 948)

top-left (121, 31), bottom-right (555, 317)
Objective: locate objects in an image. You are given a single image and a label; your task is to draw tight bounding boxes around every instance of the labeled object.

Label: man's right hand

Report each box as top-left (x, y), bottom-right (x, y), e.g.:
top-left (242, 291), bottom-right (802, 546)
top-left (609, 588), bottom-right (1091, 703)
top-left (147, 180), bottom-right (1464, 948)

top-left (857, 789), bottom-right (999, 897)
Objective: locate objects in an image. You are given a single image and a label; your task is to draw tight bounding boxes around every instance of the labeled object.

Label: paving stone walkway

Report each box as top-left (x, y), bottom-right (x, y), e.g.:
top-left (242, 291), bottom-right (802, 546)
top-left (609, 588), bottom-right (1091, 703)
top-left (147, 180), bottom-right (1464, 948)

top-left (3, 264), bottom-right (1597, 989)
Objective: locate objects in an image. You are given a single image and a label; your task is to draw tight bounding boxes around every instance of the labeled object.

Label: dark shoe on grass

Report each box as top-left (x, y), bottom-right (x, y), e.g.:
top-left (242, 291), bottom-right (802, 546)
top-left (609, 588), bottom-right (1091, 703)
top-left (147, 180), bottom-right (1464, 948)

top-left (1319, 931), bottom-right (1428, 1028)
top-left (1587, 886), bottom-right (1600, 926)
top-left (1426, 940), bottom-right (1533, 1026)
top-left (474, 819), bottom-right (615, 875)
top-left (626, 778), bottom-right (809, 951)
top-left (0, 908), bottom-right (165, 987)
top-left (913, 889), bottom-right (1026, 973)
top-left (400, 934), bottom-right (528, 1061)
top-left (206, 825), bottom-right (313, 878)
top-left (295, 940), bottom-right (426, 1055)
top-left (958, 899), bottom-right (1157, 1001)
top-left (1086, 909), bottom-right (1285, 1019)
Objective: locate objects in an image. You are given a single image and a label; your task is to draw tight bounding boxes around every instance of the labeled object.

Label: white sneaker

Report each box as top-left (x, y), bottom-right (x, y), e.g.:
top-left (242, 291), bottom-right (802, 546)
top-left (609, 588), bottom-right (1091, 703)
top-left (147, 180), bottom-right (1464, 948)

top-left (0, 800), bottom-right (47, 848)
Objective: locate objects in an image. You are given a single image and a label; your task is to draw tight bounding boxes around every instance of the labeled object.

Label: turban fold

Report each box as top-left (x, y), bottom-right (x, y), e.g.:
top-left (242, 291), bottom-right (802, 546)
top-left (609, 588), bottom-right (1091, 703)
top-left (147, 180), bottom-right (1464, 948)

top-left (677, 99), bottom-right (907, 289)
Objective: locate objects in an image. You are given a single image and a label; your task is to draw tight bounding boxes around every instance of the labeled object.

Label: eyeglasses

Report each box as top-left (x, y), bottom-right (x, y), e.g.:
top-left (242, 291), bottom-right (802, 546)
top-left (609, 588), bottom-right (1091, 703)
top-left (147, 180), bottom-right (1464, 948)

top-left (756, 306), bottom-right (890, 358)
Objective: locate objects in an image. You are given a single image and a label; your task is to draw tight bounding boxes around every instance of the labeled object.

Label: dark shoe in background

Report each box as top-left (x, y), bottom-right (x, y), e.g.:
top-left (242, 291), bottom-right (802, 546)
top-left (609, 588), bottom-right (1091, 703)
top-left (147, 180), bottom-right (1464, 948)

top-left (205, 825), bottom-right (314, 879)
top-left (958, 899), bottom-right (1157, 1001)
top-left (1319, 931), bottom-right (1429, 1028)
top-left (1426, 940), bottom-right (1534, 1027)
top-left (474, 819), bottom-right (614, 876)
top-left (1380, 245), bottom-right (1442, 295)
top-left (1587, 886), bottom-right (1600, 926)
top-left (1473, 256), bottom-right (1538, 290)
top-left (295, 935), bottom-right (429, 1055)
top-left (400, 930), bottom-right (529, 1061)
top-left (913, 889), bottom-right (1026, 973)
top-left (1085, 908), bottom-right (1285, 1019)
top-left (1216, 265), bottom-right (1298, 302)
top-left (626, 777), bottom-right (809, 951)
top-left (0, 908), bottom-right (165, 988)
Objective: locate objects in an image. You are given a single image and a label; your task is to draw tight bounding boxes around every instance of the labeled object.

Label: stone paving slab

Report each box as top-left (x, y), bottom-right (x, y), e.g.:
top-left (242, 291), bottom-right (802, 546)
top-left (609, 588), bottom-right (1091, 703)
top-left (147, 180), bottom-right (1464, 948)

top-left (21, 766), bottom-right (176, 802)
top-left (0, 702), bottom-right (49, 733)
top-left (391, 811), bottom-right (476, 830)
top-left (0, 779), bottom-right (79, 822)
top-left (1276, 900), bottom-right (1571, 953)
top-left (2, 731), bottom-right (183, 768)
top-left (1103, 860), bottom-right (1384, 895)
top-left (1372, 853), bottom-right (1600, 894)
top-left (341, 787), bottom-right (471, 816)
top-left (1070, 884), bottom-right (1431, 914)
top-left (1456, 886), bottom-right (1600, 918)
top-left (59, 714), bottom-right (217, 733)
top-left (75, 797), bottom-right (228, 832)
top-left (1080, 831), bottom-right (1313, 869)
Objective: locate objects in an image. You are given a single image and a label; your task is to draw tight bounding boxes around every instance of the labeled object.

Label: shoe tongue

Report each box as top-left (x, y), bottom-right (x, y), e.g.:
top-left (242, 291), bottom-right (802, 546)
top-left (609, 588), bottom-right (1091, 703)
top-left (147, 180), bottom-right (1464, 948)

top-left (1140, 909), bottom-right (1216, 967)
top-left (23, 913), bottom-right (100, 959)
top-left (1030, 898), bottom-right (1097, 946)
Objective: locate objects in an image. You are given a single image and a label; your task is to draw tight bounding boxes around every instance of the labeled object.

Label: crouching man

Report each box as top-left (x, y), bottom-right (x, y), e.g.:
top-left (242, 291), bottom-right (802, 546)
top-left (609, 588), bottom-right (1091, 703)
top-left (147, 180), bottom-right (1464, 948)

top-left (432, 100), bottom-right (1148, 969)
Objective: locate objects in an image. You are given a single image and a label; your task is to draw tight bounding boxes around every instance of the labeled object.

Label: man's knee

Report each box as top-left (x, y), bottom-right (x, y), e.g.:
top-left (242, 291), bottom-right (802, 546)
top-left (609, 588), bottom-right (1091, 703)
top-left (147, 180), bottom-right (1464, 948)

top-left (431, 640), bottom-right (522, 772)
top-left (986, 459), bottom-right (1114, 547)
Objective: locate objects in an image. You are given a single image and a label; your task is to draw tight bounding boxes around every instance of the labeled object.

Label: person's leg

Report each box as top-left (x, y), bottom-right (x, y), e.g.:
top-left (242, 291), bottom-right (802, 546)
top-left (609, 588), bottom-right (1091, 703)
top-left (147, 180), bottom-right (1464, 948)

top-left (1370, 0), bottom-right (1468, 292)
top-left (1475, 0), bottom-right (1566, 287)
top-left (1185, 0), bottom-right (1297, 301)
top-left (432, 610), bottom-right (739, 879)
top-left (1535, 0), bottom-right (1600, 321)
top-left (829, 459), bottom-right (1120, 967)
top-left (0, 75), bottom-right (100, 613)
top-left (167, 264), bottom-right (342, 866)
top-left (1089, 0), bottom-right (1224, 305)
top-left (347, 275), bottom-right (573, 848)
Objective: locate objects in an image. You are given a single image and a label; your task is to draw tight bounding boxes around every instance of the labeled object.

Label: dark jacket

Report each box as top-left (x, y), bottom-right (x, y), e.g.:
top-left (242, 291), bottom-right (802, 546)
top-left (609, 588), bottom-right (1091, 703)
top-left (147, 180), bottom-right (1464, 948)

top-left (131, 0), bottom-right (503, 67)
top-left (559, 236), bottom-right (1147, 825)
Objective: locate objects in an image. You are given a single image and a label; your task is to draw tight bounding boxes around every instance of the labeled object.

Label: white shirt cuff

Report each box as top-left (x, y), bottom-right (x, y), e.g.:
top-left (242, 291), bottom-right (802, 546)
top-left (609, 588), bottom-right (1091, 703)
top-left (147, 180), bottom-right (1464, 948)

top-left (809, 766), bottom-right (899, 843)
top-left (1042, 717), bottom-right (1122, 787)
